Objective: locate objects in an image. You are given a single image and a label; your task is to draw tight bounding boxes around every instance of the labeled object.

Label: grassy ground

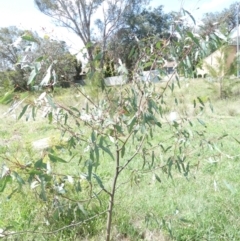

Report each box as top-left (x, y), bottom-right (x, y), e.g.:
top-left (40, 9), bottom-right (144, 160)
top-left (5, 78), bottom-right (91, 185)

top-left (1, 78), bottom-right (240, 240)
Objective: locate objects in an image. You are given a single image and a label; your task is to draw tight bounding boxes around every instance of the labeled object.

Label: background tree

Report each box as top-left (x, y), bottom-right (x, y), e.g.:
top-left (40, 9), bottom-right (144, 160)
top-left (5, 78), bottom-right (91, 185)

top-left (0, 26), bottom-right (28, 70)
top-left (34, 0), bottom-right (148, 67)
top-left (201, 2), bottom-right (239, 37)
top-left (0, 26), bottom-right (77, 90)
top-left (0, 26), bottom-right (39, 90)
top-left (106, 5), bottom-right (173, 74)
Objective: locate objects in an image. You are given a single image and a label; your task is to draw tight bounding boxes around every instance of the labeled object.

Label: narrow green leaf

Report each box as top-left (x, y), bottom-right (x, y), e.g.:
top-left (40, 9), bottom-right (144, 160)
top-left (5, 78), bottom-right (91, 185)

top-left (90, 149), bottom-right (94, 162)
top-left (217, 134), bottom-right (228, 140)
top-left (27, 69), bottom-right (37, 85)
top-left (0, 91), bottom-right (14, 104)
top-left (69, 106), bottom-right (80, 114)
top-left (21, 34), bottom-right (38, 42)
top-left (48, 112), bottom-right (53, 124)
top-left (0, 176), bottom-right (11, 192)
top-left (32, 106), bottom-right (36, 120)
top-left (86, 160), bottom-right (93, 182)
top-left (114, 124), bottom-right (124, 134)
top-left (40, 63), bottom-right (53, 86)
top-left (197, 118), bottom-right (207, 127)
top-left (156, 41), bottom-right (161, 49)
top-left (94, 52), bottom-right (102, 61)
top-left (156, 122), bottom-right (162, 128)
top-left (39, 178), bottom-right (47, 201)
top-left (175, 98), bottom-right (178, 105)
top-left (93, 173), bottom-right (104, 189)
top-left (34, 159), bottom-right (47, 168)
top-left (91, 131), bottom-right (96, 143)
top-left (7, 188), bottom-right (18, 199)
top-left (12, 171), bottom-right (25, 185)
top-left (208, 98), bottom-right (214, 112)
top-left (128, 46), bottom-right (135, 58)
top-left (183, 8), bottom-right (196, 25)
top-left (197, 97), bottom-right (205, 106)
top-left (99, 144), bottom-right (114, 160)
top-left (78, 203), bottom-right (88, 216)
top-left (175, 74), bottom-right (181, 88)
top-left (155, 174), bottom-right (161, 183)
top-left (64, 113), bottom-right (68, 125)
top-left (46, 94), bottom-right (56, 109)
top-left (151, 151), bottom-right (155, 167)
top-left (233, 137), bottom-right (240, 145)
top-left (18, 104), bottom-right (29, 120)
top-left (75, 181), bottom-right (82, 192)
top-left (93, 191), bottom-right (102, 206)
top-left (128, 116), bottom-right (137, 132)
top-left (95, 146), bottom-right (100, 166)
top-left (121, 145), bottom-right (125, 158)
top-left (188, 120), bottom-right (193, 126)
top-left (48, 154), bottom-right (67, 163)
top-left (144, 61), bottom-right (153, 69)
top-left (187, 31), bottom-right (200, 46)
top-left (193, 99), bottom-right (196, 108)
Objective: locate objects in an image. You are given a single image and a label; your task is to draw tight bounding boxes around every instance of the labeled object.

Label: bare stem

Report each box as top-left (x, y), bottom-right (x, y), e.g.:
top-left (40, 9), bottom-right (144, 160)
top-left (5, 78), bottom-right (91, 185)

top-left (106, 144), bottom-right (120, 241)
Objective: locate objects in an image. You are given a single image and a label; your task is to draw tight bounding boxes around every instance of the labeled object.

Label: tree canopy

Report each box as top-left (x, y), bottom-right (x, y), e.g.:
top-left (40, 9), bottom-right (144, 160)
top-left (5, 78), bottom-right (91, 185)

top-left (34, 0), bottom-right (149, 63)
top-left (201, 2), bottom-right (240, 36)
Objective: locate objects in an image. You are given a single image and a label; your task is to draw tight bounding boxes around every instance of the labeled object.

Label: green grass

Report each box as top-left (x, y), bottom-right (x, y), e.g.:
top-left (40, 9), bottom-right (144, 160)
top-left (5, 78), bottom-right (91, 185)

top-left (1, 79), bottom-right (240, 240)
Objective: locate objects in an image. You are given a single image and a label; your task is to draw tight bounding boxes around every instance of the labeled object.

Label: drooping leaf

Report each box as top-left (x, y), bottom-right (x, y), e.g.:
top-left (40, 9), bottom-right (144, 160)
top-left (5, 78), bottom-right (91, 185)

top-left (182, 8), bottom-right (196, 25)
top-left (156, 41), bottom-right (162, 49)
top-left (0, 176), bottom-right (11, 192)
top-left (233, 137), bottom-right (240, 145)
top-left (18, 104), bottom-right (29, 120)
top-left (91, 130), bottom-right (96, 143)
top-left (12, 171), bottom-right (25, 185)
top-left (197, 96), bottom-right (205, 106)
top-left (21, 34), bottom-right (38, 42)
top-left (39, 177), bottom-right (47, 201)
top-left (78, 203), bottom-right (88, 216)
top-left (34, 159), bottom-right (47, 169)
top-left (86, 160), bottom-right (93, 182)
top-left (217, 134), bottom-right (228, 140)
top-left (99, 137), bottom-right (114, 160)
top-left (121, 145), bottom-right (125, 158)
top-left (7, 188), bottom-right (18, 199)
top-left (93, 173), bottom-right (104, 189)
top-left (128, 46), bottom-right (136, 58)
top-left (75, 181), bottom-right (82, 192)
top-left (155, 174), bottom-right (161, 183)
top-left (187, 31), bottom-right (200, 47)
top-left (40, 63), bottom-right (53, 86)
top-left (197, 118), bottom-right (207, 127)
top-left (46, 94), bottom-right (56, 109)
top-left (48, 112), bottom-right (53, 124)
top-left (0, 92), bottom-right (14, 105)
top-left (27, 68), bottom-right (37, 85)
top-left (128, 116), bottom-right (137, 132)
top-left (48, 154), bottom-right (67, 163)
top-left (35, 56), bottom-right (44, 62)
top-left (208, 98), bottom-right (214, 112)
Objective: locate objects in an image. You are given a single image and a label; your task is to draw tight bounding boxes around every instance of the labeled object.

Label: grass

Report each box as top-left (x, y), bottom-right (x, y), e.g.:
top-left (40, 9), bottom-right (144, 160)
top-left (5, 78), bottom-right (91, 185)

top-left (1, 79), bottom-right (240, 240)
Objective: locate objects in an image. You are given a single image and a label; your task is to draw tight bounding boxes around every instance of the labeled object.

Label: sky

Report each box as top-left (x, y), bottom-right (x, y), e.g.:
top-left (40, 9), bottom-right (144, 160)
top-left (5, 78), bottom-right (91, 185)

top-left (0, 0), bottom-right (238, 54)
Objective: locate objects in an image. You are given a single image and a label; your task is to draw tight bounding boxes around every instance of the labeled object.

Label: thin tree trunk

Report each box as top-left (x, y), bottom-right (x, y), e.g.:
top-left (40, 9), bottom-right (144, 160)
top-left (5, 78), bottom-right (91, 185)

top-left (106, 147), bottom-right (120, 241)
